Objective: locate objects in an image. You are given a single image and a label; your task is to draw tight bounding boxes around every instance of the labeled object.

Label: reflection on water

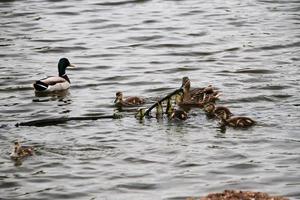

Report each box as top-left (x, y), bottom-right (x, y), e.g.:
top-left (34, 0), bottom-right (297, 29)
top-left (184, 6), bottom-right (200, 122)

top-left (0, 0), bottom-right (300, 199)
top-left (33, 90), bottom-right (71, 102)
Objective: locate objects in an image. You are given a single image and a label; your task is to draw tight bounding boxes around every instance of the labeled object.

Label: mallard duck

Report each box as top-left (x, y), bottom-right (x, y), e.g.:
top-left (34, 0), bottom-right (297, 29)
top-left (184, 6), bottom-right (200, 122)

top-left (178, 77), bottom-right (204, 107)
top-left (180, 77), bottom-right (220, 106)
top-left (10, 141), bottom-right (34, 160)
top-left (114, 91), bottom-right (145, 107)
top-left (170, 109), bottom-right (188, 120)
top-left (33, 58), bottom-right (75, 92)
top-left (204, 103), bottom-right (233, 119)
top-left (220, 115), bottom-right (256, 128)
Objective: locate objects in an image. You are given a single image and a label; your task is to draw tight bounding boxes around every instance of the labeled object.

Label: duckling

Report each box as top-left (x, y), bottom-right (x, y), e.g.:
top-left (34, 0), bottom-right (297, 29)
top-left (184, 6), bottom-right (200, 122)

top-left (216, 109), bottom-right (256, 128)
top-left (204, 103), bottom-right (233, 119)
top-left (33, 58), bottom-right (75, 92)
top-left (201, 92), bottom-right (221, 104)
top-left (135, 108), bottom-right (145, 119)
top-left (170, 109), bottom-right (188, 121)
top-left (220, 115), bottom-right (256, 128)
top-left (10, 141), bottom-right (34, 160)
top-left (114, 91), bottom-right (145, 107)
top-left (191, 85), bottom-right (221, 104)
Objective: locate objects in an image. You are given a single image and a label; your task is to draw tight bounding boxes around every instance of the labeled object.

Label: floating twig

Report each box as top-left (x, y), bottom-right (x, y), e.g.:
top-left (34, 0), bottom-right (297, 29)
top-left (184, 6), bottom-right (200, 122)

top-left (16, 114), bottom-right (122, 127)
top-left (144, 88), bottom-right (183, 117)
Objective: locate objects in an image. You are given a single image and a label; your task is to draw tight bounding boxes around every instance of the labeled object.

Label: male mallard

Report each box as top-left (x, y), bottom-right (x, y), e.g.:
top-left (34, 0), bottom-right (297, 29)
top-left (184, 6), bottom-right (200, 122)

top-left (10, 141), bottom-right (34, 160)
top-left (33, 58), bottom-right (75, 92)
top-left (114, 91), bottom-right (145, 107)
top-left (204, 103), bottom-right (233, 119)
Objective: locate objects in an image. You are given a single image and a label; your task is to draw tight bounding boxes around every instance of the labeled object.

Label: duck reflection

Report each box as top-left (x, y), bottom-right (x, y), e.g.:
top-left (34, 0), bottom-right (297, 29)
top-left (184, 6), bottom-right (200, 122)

top-left (33, 90), bottom-right (71, 103)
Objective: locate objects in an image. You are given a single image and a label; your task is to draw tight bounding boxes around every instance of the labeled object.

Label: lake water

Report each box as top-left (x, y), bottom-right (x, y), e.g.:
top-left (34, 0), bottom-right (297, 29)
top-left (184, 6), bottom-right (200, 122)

top-left (0, 0), bottom-right (300, 199)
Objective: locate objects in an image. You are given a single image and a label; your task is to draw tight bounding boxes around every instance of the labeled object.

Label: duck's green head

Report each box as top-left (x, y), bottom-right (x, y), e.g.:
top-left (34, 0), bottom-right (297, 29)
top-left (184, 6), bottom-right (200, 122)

top-left (58, 58), bottom-right (75, 76)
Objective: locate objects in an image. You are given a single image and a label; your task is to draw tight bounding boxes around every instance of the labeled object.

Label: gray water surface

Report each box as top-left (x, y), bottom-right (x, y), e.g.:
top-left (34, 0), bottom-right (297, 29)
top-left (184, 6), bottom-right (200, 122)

top-left (0, 0), bottom-right (300, 199)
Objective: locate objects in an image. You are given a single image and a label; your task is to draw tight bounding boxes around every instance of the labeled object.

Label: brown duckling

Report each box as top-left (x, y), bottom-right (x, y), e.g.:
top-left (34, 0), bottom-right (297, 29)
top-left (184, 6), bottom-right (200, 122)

top-left (114, 91), bottom-right (145, 107)
top-left (207, 104), bottom-right (255, 128)
top-left (170, 109), bottom-right (188, 121)
top-left (191, 86), bottom-right (221, 105)
top-left (217, 110), bottom-right (256, 128)
top-left (135, 108), bottom-right (146, 119)
top-left (220, 115), bottom-right (256, 128)
top-left (204, 103), bottom-right (233, 119)
top-left (10, 141), bottom-right (34, 160)
top-left (201, 92), bottom-right (221, 104)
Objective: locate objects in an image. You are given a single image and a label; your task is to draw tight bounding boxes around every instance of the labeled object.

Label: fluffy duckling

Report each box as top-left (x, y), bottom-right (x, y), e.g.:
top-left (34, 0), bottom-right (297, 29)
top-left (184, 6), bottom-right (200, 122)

top-left (114, 91), bottom-right (145, 107)
top-left (192, 86), bottom-right (221, 105)
top-left (200, 92), bottom-right (221, 104)
top-left (205, 104), bottom-right (255, 128)
top-left (170, 109), bottom-right (188, 121)
top-left (222, 116), bottom-right (256, 128)
top-left (204, 103), bottom-right (233, 119)
top-left (135, 108), bottom-right (145, 119)
top-left (33, 58), bottom-right (75, 92)
top-left (217, 111), bottom-right (256, 128)
top-left (10, 141), bottom-right (34, 160)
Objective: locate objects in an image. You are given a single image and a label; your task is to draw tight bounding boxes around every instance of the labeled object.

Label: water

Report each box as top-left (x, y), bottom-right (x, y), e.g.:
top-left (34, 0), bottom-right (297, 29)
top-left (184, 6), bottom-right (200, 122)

top-left (0, 0), bottom-right (300, 199)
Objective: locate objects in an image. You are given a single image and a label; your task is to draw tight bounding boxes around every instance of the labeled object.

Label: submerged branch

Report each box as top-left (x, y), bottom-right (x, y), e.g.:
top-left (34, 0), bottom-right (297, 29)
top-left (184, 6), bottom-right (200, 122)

top-left (16, 114), bottom-right (122, 127)
top-left (144, 88), bottom-right (183, 116)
